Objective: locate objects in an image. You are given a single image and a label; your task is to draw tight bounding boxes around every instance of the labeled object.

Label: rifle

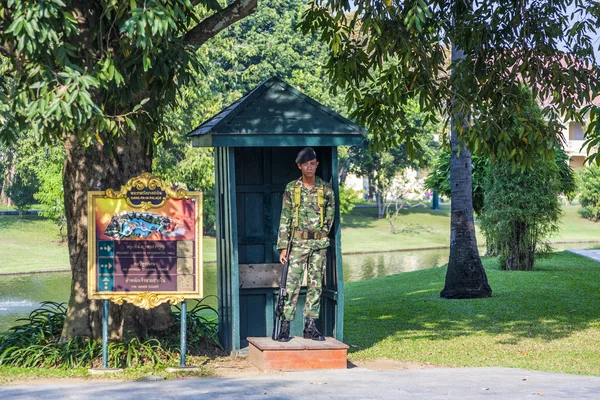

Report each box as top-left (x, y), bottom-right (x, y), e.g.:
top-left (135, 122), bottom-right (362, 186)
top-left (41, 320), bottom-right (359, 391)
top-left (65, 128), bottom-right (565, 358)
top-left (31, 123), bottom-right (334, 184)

top-left (272, 229), bottom-right (294, 341)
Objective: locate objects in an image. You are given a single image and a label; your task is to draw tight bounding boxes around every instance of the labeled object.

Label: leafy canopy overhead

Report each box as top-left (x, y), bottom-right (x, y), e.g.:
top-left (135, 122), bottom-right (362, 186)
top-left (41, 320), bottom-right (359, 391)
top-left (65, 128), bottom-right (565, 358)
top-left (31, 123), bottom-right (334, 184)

top-left (299, 0), bottom-right (600, 165)
top-left (0, 0), bottom-right (257, 146)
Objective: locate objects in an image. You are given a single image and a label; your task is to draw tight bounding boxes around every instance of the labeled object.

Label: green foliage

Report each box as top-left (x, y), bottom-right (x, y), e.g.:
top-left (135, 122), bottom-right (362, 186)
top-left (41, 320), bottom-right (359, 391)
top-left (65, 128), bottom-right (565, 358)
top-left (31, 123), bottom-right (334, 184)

top-left (5, 170), bottom-right (36, 214)
top-left (338, 183), bottom-right (360, 216)
top-left (479, 157), bottom-right (564, 270)
top-left (425, 152), bottom-right (488, 215)
top-left (33, 147), bottom-right (66, 240)
top-left (426, 88), bottom-right (577, 217)
top-left (153, 146), bottom-right (216, 234)
top-left (171, 298), bottom-right (221, 351)
top-left (349, 98), bottom-right (440, 199)
top-left (205, 0), bottom-right (346, 112)
top-left (0, 299), bottom-right (221, 368)
top-left (0, 56), bottom-right (17, 144)
top-left (0, 0), bottom-right (204, 146)
top-left (299, 1), bottom-right (598, 165)
top-left (578, 163), bottom-right (600, 221)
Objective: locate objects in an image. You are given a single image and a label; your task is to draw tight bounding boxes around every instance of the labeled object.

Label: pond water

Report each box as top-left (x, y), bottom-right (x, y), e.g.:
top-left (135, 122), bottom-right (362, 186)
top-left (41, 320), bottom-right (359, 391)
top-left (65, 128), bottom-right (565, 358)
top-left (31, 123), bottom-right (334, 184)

top-left (1, 243), bottom-right (597, 333)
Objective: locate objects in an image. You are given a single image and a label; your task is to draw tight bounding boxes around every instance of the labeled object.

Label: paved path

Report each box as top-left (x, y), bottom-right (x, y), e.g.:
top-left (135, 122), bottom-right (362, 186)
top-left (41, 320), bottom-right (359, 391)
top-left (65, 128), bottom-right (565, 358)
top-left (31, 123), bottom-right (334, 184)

top-left (3, 367), bottom-right (600, 399)
top-left (4, 249), bottom-right (600, 399)
top-left (569, 249), bottom-right (600, 262)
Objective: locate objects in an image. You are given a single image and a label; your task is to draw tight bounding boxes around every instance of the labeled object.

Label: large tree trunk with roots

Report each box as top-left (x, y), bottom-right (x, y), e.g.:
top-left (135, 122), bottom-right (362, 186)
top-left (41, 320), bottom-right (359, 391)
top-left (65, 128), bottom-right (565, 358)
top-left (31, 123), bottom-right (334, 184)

top-left (440, 125), bottom-right (492, 299)
top-left (60, 132), bottom-right (171, 340)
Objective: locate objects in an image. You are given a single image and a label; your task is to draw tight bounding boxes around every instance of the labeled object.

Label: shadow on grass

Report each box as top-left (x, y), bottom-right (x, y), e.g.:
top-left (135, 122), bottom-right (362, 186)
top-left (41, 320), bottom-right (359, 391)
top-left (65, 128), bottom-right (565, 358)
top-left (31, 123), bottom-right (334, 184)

top-left (344, 252), bottom-right (600, 352)
top-left (0, 215), bottom-right (47, 229)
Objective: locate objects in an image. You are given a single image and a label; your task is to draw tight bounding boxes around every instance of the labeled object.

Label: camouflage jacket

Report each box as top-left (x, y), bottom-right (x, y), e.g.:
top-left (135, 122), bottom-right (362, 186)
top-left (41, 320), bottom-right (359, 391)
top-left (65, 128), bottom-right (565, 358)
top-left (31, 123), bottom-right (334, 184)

top-left (276, 176), bottom-right (335, 250)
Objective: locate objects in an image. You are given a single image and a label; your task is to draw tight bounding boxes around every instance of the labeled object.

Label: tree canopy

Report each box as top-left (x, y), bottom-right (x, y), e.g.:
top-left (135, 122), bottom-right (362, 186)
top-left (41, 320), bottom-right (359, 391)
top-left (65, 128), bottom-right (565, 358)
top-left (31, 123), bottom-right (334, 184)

top-left (299, 0), bottom-right (599, 164)
top-left (0, 0), bottom-right (260, 340)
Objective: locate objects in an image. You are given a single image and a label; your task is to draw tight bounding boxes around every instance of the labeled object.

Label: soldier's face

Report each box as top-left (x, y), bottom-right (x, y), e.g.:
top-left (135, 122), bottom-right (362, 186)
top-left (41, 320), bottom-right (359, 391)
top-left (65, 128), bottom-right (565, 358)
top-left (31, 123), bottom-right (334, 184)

top-left (298, 159), bottom-right (318, 177)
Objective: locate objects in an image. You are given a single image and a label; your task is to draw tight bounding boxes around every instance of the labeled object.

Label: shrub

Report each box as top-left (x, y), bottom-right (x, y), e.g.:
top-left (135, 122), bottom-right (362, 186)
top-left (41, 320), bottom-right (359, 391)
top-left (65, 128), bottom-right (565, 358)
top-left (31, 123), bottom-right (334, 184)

top-left (0, 299), bottom-right (221, 368)
top-left (578, 163), bottom-right (600, 221)
top-left (339, 183), bottom-right (361, 216)
top-left (5, 171), bottom-right (36, 216)
top-left (479, 156), bottom-right (563, 270)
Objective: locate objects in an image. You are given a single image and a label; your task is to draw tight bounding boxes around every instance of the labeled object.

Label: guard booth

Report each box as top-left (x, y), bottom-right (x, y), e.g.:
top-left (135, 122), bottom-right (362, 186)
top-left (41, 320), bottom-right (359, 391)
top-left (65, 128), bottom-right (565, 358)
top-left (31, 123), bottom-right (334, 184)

top-left (188, 77), bottom-right (366, 353)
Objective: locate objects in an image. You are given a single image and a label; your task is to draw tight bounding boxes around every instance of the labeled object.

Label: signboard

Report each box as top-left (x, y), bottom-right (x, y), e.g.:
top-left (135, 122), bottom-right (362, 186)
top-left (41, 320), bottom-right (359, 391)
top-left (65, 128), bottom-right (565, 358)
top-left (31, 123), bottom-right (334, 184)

top-left (88, 173), bottom-right (202, 309)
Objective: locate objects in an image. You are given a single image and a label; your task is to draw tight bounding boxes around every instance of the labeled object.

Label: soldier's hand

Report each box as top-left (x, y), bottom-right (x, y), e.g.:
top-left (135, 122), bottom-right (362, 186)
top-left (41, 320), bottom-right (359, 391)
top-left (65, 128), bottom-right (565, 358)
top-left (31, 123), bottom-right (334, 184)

top-left (279, 249), bottom-right (288, 264)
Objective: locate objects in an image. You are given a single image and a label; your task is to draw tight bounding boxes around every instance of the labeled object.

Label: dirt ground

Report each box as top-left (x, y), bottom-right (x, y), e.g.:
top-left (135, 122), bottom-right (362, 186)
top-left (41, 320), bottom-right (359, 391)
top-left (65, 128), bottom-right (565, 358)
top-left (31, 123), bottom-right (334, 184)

top-left (207, 355), bottom-right (436, 378)
top-left (0, 356), bottom-right (435, 386)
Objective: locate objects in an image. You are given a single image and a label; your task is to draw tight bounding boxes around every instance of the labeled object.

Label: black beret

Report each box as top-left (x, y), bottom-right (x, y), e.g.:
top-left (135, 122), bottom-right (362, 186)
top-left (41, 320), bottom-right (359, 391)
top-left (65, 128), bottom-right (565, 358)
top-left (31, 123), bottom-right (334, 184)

top-left (295, 147), bottom-right (317, 164)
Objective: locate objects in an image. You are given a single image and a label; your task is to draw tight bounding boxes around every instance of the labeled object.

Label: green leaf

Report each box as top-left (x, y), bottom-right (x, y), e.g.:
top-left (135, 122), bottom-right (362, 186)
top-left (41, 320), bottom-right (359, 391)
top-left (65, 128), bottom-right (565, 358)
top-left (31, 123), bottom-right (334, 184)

top-left (25, 21), bottom-right (35, 38)
top-left (17, 35), bottom-right (26, 52)
top-left (126, 117), bottom-right (136, 131)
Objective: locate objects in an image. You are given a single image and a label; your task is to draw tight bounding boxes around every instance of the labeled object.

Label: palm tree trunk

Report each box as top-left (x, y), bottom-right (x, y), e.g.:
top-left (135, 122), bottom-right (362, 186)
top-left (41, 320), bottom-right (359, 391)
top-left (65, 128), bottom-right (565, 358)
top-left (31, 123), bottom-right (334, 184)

top-left (440, 45), bottom-right (492, 299)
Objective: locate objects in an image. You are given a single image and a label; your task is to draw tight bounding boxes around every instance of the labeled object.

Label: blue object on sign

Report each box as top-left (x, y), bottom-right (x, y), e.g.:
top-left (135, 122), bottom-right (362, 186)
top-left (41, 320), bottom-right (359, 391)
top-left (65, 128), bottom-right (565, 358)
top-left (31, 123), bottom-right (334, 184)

top-left (98, 258), bottom-right (115, 275)
top-left (98, 275), bottom-right (114, 291)
top-left (98, 240), bottom-right (115, 257)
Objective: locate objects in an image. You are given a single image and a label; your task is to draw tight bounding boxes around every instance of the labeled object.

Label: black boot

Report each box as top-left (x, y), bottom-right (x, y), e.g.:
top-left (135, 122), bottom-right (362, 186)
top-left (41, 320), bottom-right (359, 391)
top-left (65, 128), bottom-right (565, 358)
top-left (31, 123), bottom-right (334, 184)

top-left (277, 320), bottom-right (291, 342)
top-left (303, 318), bottom-right (325, 341)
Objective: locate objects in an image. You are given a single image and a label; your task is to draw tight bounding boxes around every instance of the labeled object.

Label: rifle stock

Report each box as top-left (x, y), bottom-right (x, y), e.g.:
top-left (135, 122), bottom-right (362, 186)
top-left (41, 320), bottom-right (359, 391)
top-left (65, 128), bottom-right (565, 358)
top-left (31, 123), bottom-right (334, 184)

top-left (272, 230), bottom-right (294, 340)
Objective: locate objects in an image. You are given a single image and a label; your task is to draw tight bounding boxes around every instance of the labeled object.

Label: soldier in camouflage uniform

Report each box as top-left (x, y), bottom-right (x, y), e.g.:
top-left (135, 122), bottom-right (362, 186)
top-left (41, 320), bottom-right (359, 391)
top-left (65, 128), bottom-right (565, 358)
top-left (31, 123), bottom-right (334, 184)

top-left (276, 147), bottom-right (335, 342)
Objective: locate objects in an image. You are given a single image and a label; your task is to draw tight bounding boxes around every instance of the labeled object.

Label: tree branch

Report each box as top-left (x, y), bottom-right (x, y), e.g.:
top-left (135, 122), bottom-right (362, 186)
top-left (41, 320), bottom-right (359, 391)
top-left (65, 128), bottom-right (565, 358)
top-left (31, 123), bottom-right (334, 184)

top-left (0, 46), bottom-right (11, 58)
top-left (184, 0), bottom-right (257, 47)
top-left (0, 42), bottom-right (15, 58)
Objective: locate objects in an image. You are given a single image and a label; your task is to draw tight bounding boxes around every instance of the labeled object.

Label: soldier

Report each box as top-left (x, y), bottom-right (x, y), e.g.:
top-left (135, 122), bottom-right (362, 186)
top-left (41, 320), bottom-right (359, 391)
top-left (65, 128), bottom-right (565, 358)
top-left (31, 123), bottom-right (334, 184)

top-left (276, 147), bottom-right (335, 342)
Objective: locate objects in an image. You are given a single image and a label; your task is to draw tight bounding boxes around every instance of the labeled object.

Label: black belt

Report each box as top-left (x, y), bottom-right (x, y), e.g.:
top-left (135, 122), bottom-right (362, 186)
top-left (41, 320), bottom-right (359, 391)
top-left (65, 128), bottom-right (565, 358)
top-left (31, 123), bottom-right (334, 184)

top-left (293, 231), bottom-right (326, 239)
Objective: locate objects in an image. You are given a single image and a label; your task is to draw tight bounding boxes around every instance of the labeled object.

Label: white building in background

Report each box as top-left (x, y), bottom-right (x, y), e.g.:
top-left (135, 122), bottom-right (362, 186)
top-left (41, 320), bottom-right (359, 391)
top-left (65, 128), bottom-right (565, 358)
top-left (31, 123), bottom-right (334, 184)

top-left (563, 120), bottom-right (593, 169)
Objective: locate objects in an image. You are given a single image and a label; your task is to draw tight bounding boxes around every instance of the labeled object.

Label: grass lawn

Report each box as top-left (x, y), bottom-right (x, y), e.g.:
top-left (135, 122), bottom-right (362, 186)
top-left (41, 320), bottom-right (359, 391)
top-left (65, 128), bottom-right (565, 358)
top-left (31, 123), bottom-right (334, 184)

top-left (0, 204), bottom-right (41, 211)
top-left (341, 203), bottom-right (465, 252)
top-left (0, 359), bottom-right (217, 384)
top-left (0, 215), bottom-right (217, 274)
top-left (0, 216), bottom-right (69, 273)
top-left (553, 202), bottom-right (600, 242)
top-left (341, 202), bottom-right (600, 254)
top-left (345, 251), bottom-right (600, 375)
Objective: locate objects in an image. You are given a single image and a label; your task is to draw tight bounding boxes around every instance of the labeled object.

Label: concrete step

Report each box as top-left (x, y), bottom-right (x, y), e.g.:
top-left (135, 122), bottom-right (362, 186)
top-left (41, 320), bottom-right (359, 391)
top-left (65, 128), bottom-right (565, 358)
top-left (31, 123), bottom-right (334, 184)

top-left (247, 336), bottom-right (348, 371)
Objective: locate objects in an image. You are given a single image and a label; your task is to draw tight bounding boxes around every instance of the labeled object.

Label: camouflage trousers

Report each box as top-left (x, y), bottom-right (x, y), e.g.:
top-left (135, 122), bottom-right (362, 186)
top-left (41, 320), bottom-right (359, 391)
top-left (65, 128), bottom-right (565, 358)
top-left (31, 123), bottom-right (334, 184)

top-left (283, 246), bottom-right (327, 321)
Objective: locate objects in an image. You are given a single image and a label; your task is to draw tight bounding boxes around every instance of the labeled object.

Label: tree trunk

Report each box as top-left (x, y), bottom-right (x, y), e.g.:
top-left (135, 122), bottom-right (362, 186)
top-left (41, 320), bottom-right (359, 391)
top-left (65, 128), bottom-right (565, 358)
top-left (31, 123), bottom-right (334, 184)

top-left (338, 157), bottom-right (349, 184)
top-left (60, 133), bottom-right (172, 340)
top-left (0, 151), bottom-right (15, 207)
top-left (440, 44), bottom-right (492, 299)
top-left (440, 120), bottom-right (492, 298)
top-left (504, 222), bottom-right (535, 271)
top-left (376, 190), bottom-right (385, 218)
top-left (367, 174), bottom-right (375, 201)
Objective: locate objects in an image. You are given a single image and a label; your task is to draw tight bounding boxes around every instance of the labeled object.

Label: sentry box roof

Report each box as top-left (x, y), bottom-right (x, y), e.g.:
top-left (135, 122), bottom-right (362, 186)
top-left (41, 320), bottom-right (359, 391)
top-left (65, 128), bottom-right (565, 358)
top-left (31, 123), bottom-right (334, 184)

top-left (187, 77), bottom-right (367, 148)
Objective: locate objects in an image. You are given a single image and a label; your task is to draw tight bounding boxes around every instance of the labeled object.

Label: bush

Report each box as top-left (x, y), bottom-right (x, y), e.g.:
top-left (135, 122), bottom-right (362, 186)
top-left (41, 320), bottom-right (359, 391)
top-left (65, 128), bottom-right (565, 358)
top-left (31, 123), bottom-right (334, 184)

top-left (578, 163), bottom-right (600, 221)
top-left (5, 171), bottom-right (36, 216)
top-left (339, 183), bottom-right (361, 216)
top-left (479, 156), bottom-right (563, 270)
top-left (0, 299), bottom-right (222, 368)
top-left (34, 150), bottom-right (67, 240)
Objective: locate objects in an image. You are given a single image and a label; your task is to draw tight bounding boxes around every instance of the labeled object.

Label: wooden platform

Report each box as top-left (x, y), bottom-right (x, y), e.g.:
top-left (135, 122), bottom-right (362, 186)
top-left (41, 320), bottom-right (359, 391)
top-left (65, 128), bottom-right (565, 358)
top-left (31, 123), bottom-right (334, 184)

top-left (247, 336), bottom-right (349, 371)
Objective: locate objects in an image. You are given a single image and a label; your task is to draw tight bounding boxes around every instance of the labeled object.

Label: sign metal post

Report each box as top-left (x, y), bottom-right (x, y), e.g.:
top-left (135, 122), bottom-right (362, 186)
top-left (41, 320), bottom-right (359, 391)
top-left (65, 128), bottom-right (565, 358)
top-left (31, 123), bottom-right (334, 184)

top-left (180, 300), bottom-right (187, 367)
